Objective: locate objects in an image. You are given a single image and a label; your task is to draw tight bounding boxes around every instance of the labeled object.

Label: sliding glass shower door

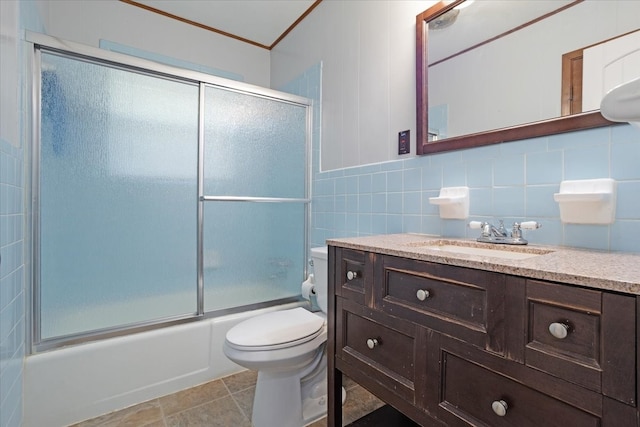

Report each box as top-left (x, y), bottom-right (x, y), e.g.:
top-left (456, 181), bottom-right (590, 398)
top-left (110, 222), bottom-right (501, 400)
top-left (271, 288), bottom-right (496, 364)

top-left (32, 35), bottom-right (311, 349)
top-left (202, 86), bottom-right (309, 312)
top-left (38, 52), bottom-right (200, 339)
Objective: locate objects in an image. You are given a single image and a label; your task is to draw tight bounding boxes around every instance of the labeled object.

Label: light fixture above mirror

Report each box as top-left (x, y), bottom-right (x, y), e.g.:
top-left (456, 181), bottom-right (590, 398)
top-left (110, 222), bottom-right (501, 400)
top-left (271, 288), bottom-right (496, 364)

top-left (415, 0), bottom-right (638, 155)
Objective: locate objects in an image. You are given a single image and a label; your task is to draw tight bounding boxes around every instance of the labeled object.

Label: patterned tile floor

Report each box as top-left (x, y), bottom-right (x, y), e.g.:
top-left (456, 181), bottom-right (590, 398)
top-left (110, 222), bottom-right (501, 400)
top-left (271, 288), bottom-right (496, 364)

top-left (70, 370), bottom-right (384, 427)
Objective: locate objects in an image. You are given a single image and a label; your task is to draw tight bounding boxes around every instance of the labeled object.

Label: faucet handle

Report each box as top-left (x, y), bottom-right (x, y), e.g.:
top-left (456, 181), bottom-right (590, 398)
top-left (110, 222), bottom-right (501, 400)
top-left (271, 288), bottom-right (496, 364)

top-left (520, 221), bottom-right (542, 230)
top-left (469, 221), bottom-right (491, 237)
top-left (512, 221), bottom-right (541, 240)
top-left (468, 221), bottom-right (484, 229)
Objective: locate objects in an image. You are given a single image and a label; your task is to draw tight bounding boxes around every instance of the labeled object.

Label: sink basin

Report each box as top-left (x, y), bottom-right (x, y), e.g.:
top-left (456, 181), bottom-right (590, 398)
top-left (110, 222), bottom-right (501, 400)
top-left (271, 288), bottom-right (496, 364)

top-left (406, 239), bottom-right (553, 260)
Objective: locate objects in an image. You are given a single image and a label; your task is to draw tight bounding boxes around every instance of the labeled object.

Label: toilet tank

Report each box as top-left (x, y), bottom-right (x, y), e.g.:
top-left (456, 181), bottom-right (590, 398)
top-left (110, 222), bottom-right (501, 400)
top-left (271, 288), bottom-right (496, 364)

top-left (310, 246), bottom-right (328, 313)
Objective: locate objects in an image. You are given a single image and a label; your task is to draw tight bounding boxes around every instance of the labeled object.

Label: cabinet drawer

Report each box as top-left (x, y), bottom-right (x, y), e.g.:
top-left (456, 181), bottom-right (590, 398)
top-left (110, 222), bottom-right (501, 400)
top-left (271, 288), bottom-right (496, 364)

top-left (525, 280), bottom-right (636, 404)
top-left (375, 255), bottom-right (506, 352)
top-left (335, 248), bottom-right (370, 304)
top-left (336, 298), bottom-right (419, 403)
top-left (439, 352), bottom-right (600, 427)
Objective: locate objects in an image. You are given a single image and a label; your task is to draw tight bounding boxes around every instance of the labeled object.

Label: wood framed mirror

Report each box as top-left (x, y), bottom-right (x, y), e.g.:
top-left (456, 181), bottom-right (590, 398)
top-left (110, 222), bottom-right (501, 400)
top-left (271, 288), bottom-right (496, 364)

top-left (415, 0), bottom-right (635, 155)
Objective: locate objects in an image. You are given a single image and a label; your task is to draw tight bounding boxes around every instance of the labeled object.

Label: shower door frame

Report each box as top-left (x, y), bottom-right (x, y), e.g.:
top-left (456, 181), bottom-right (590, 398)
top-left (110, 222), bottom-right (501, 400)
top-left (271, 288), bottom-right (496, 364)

top-left (26, 32), bottom-right (313, 354)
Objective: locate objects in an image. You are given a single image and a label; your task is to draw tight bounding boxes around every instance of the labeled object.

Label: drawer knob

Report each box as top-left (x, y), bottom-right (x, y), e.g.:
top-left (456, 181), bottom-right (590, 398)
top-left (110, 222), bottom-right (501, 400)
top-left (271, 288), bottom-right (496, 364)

top-left (346, 270), bottom-right (358, 281)
top-left (416, 289), bottom-right (430, 301)
top-left (491, 400), bottom-right (508, 417)
top-left (548, 322), bottom-right (570, 339)
top-left (366, 338), bottom-right (379, 349)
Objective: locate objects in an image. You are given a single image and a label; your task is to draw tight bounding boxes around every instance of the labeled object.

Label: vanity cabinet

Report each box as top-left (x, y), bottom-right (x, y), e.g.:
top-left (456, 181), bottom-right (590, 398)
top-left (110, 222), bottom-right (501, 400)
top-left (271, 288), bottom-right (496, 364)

top-left (327, 246), bottom-right (639, 427)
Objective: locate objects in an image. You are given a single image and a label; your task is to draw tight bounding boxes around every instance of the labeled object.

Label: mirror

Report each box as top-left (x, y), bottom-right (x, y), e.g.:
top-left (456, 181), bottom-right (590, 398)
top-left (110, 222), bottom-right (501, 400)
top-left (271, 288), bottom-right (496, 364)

top-left (416, 0), bottom-right (640, 155)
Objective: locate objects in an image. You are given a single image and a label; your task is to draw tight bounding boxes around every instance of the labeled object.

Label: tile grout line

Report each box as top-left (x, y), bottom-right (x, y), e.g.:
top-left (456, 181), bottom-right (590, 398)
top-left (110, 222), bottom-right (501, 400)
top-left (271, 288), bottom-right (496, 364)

top-left (221, 375), bottom-right (254, 423)
top-left (162, 392), bottom-right (236, 422)
top-left (74, 373), bottom-right (381, 427)
top-left (155, 397), bottom-right (169, 427)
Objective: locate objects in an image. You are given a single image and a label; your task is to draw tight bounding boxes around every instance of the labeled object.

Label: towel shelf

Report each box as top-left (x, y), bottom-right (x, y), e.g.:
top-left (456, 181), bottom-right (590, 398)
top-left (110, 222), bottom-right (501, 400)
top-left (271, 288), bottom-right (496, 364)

top-left (429, 196), bottom-right (465, 205)
top-left (429, 187), bottom-right (469, 219)
top-left (553, 179), bottom-right (616, 224)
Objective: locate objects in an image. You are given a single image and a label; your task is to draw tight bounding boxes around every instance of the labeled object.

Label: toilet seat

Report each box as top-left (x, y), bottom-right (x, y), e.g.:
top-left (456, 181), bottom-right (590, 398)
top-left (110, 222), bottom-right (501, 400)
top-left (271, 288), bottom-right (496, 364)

top-left (225, 307), bottom-right (325, 351)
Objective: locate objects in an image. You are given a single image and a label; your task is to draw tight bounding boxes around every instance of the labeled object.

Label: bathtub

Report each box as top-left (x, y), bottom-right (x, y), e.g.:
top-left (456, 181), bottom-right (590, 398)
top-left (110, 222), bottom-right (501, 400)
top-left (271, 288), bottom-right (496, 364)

top-left (23, 301), bottom-right (304, 427)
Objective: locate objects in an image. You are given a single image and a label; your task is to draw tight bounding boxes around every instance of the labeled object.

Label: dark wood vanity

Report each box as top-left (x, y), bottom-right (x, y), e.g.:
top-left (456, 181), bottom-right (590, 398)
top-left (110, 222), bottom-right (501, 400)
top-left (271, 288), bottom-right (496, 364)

top-left (327, 238), bottom-right (639, 426)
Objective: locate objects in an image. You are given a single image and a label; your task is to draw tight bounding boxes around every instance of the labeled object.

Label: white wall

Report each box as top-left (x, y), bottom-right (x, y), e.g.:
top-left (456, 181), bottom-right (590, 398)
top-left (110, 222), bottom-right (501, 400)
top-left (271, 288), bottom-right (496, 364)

top-left (583, 30), bottom-right (640, 111)
top-left (1, 0), bottom-right (19, 148)
top-left (39, 0), bottom-right (271, 87)
top-left (271, 0), bottom-right (640, 171)
top-left (271, 1), bottom-right (435, 171)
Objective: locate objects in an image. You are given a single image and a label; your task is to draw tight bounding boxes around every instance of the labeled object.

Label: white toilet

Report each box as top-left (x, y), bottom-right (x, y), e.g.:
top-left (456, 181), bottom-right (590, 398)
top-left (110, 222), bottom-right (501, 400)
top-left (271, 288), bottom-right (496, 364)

top-left (223, 246), bottom-right (337, 427)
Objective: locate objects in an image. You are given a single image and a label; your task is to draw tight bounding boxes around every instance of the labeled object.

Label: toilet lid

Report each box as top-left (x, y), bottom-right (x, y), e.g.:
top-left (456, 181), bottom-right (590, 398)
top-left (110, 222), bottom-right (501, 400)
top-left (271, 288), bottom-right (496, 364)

top-left (226, 307), bottom-right (325, 348)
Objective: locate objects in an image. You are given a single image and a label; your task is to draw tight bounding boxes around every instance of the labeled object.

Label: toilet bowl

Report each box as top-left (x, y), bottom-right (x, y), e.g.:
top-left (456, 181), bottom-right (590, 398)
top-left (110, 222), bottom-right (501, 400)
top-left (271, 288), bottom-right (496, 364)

top-left (223, 246), bottom-right (336, 427)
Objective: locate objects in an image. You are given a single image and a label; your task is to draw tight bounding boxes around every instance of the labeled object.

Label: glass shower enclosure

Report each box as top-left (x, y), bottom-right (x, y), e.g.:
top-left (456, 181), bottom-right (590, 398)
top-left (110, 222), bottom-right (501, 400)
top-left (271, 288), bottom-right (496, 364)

top-left (29, 33), bottom-right (311, 351)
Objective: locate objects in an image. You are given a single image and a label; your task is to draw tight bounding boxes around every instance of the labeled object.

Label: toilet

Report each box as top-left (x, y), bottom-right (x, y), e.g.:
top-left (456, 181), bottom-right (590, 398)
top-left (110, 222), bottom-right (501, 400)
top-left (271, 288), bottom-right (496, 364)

top-left (223, 246), bottom-right (338, 427)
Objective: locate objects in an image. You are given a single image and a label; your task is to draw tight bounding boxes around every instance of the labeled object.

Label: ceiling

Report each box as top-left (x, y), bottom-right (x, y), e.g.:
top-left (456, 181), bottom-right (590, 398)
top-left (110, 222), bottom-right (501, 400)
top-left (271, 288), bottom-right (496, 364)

top-left (123, 0), bottom-right (319, 50)
top-left (122, 0), bottom-right (577, 55)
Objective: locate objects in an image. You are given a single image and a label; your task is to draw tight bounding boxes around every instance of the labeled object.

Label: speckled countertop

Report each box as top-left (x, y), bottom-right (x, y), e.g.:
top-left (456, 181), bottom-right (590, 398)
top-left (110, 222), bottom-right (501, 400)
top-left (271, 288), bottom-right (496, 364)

top-left (326, 234), bottom-right (640, 295)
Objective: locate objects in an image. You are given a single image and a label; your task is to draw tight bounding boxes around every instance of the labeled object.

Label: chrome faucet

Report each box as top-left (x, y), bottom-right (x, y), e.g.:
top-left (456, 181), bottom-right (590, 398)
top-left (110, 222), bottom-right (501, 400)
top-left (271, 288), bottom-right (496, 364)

top-left (470, 220), bottom-right (541, 245)
top-left (482, 220), bottom-right (508, 238)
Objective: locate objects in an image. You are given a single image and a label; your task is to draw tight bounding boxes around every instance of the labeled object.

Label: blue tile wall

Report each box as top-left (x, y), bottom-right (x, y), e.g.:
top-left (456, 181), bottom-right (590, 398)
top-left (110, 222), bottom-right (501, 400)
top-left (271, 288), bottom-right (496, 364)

top-left (0, 2), bottom-right (44, 425)
top-left (277, 65), bottom-right (639, 254)
top-left (311, 124), bottom-right (640, 253)
top-left (0, 140), bottom-right (25, 427)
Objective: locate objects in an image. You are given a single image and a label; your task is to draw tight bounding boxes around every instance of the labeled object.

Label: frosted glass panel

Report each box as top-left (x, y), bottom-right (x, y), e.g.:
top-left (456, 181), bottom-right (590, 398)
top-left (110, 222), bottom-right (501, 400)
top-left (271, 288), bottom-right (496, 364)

top-left (39, 52), bottom-right (199, 339)
top-left (203, 86), bottom-right (307, 198)
top-left (203, 202), bottom-right (306, 312)
top-left (202, 86), bottom-right (308, 311)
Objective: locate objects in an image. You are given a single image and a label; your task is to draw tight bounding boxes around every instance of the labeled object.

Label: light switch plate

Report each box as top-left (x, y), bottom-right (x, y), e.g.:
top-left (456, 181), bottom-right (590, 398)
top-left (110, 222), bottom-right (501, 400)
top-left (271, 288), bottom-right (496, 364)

top-left (398, 130), bottom-right (410, 155)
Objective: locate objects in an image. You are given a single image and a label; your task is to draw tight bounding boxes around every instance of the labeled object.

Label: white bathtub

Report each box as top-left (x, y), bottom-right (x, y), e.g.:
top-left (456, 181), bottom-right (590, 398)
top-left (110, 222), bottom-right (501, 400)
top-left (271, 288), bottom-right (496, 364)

top-left (23, 301), bottom-right (304, 427)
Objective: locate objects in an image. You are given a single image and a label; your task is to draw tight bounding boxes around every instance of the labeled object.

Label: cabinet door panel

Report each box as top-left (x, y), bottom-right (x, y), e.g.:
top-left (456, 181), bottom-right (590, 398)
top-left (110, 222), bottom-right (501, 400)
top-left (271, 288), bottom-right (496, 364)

top-left (424, 332), bottom-right (605, 425)
top-left (334, 248), bottom-right (371, 305)
top-left (344, 310), bottom-right (415, 381)
top-left (525, 279), bottom-right (636, 403)
top-left (336, 297), bottom-right (419, 403)
top-left (601, 292), bottom-right (636, 406)
top-left (385, 269), bottom-right (486, 327)
top-left (440, 352), bottom-right (600, 427)
top-left (529, 301), bottom-right (600, 360)
top-left (375, 255), bottom-right (506, 353)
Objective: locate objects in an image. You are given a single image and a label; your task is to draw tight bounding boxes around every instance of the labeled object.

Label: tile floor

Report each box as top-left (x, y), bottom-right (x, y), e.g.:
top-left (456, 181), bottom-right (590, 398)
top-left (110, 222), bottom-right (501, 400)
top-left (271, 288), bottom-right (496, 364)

top-left (70, 370), bottom-right (384, 427)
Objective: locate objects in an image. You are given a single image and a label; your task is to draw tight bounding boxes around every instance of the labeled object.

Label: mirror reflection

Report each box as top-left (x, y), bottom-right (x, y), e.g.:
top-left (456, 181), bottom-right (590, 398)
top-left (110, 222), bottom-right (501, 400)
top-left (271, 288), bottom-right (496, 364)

top-left (417, 0), bottom-right (640, 153)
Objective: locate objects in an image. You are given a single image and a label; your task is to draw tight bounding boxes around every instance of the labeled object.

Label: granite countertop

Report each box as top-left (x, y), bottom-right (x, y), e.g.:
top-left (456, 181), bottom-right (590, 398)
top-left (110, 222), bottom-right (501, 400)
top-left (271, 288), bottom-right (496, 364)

top-left (326, 234), bottom-right (640, 295)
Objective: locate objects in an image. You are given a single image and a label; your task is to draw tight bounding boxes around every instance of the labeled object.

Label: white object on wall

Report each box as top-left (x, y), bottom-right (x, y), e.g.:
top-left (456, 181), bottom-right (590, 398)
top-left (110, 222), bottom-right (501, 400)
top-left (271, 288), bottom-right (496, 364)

top-left (429, 186), bottom-right (470, 219)
top-left (553, 178), bottom-right (617, 224)
top-left (583, 30), bottom-right (640, 112)
top-left (601, 76), bottom-right (640, 128)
